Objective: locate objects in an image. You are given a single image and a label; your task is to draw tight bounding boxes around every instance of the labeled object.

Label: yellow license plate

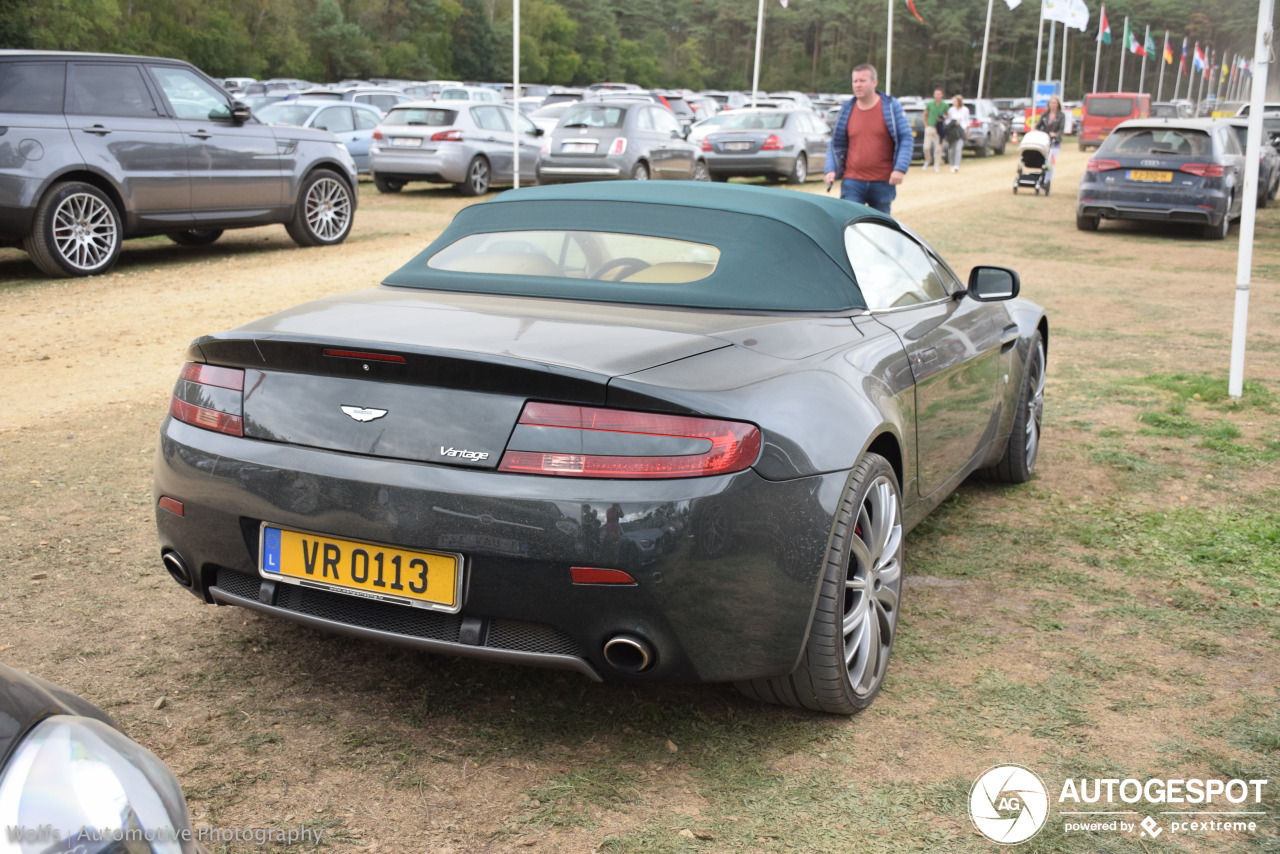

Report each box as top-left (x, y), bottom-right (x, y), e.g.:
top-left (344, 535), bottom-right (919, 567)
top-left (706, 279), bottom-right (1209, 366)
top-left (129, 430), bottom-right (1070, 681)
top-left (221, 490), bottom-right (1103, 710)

top-left (259, 525), bottom-right (462, 611)
top-left (1128, 169), bottom-right (1173, 182)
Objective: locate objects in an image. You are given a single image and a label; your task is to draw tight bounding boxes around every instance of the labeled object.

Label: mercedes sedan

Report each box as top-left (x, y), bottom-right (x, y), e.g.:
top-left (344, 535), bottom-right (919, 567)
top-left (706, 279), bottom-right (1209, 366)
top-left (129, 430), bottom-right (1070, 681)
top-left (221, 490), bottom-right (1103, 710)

top-left (154, 183), bottom-right (1047, 716)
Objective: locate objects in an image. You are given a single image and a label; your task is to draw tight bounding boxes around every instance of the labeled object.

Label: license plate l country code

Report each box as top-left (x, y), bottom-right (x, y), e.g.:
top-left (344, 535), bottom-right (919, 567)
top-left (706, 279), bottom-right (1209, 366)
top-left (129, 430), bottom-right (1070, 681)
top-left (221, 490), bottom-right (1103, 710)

top-left (1128, 169), bottom-right (1172, 182)
top-left (390, 137), bottom-right (422, 147)
top-left (259, 525), bottom-right (462, 612)
top-left (724, 141), bottom-right (752, 151)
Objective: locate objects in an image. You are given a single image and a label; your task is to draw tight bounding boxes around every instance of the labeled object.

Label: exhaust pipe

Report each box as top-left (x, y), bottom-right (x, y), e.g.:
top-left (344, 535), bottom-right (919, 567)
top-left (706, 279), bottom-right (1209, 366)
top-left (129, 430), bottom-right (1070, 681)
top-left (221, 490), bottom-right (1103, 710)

top-left (602, 635), bottom-right (654, 673)
top-left (162, 551), bottom-right (192, 588)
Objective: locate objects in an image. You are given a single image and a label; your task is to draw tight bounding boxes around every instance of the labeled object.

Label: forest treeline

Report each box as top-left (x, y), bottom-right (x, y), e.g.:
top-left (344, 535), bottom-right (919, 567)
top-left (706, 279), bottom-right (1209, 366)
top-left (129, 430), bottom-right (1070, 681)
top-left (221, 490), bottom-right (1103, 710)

top-left (0, 0), bottom-right (1269, 99)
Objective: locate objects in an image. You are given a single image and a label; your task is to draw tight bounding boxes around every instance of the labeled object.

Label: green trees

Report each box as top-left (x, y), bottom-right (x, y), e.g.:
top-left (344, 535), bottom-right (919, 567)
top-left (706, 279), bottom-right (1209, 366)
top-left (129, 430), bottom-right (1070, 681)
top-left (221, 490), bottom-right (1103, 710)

top-left (0, 0), bottom-right (1265, 97)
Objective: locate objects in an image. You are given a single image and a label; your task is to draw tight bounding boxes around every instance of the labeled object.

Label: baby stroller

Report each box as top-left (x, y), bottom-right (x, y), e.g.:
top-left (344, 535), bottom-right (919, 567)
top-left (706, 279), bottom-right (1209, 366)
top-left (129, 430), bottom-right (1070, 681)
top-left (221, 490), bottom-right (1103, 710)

top-left (1014, 130), bottom-right (1052, 195)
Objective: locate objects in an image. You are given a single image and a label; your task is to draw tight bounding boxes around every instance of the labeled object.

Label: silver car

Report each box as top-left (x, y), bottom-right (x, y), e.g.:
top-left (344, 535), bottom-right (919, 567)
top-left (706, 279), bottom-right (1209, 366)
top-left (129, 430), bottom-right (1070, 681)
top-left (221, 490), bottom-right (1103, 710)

top-left (700, 108), bottom-right (831, 183)
top-left (536, 99), bottom-right (708, 183)
top-left (369, 100), bottom-right (542, 196)
top-left (256, 99), bottom-right (385, 174)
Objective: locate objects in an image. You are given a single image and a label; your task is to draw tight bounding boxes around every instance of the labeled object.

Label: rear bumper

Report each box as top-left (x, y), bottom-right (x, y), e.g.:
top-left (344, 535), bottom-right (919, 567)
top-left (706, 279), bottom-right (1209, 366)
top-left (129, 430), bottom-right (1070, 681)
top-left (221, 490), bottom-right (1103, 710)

top-left (368, 146), bottom-right (470, 183)
top-left (536, 154), bottom-right (628, 181)
top-left (704, 153), bottom-right (794, 177)
top-left (154, 417), bottom-right (844, 684)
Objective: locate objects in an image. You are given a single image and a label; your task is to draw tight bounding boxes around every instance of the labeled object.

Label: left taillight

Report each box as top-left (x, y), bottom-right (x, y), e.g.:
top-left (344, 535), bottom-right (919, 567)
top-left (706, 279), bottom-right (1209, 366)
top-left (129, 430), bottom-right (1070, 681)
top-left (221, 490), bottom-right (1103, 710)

top-left (498, 402), bottom-right (761, 479)
top-left (169, 362), bottom-right (245, 437)
top-left (761, 134), bottom-right (784, 151)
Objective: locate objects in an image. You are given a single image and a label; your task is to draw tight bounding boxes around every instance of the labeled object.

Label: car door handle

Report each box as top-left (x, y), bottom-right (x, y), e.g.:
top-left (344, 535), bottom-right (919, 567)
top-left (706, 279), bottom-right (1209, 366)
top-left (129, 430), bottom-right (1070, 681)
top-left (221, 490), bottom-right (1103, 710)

top-left (189, 131), bottom-right (212, 139)
top-left (81, 125), bottom-right (112, 136)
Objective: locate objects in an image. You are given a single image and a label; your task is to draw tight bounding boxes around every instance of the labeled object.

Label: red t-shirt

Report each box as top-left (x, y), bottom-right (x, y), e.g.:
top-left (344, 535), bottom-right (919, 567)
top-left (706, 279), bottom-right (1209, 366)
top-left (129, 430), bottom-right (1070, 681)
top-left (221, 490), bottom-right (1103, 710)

top-left (842, 98), bottom-right (895, 181)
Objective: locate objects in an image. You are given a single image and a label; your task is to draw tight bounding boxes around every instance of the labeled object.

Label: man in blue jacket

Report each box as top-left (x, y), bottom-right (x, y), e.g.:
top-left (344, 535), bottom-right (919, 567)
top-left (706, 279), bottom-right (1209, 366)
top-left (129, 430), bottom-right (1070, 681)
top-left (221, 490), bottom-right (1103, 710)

top-left (823, 64), bottom-right (913, 214)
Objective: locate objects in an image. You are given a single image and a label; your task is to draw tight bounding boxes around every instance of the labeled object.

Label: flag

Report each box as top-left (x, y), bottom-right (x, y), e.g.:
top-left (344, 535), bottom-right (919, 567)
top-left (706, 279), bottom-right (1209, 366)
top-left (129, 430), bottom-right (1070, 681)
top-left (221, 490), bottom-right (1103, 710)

top-left (1068, 0), bottom-right (1089, 32)
top-left (1193, 41), bottom-right (1205, 72)
top-left (1205, 49), bottom-right (1213, 80)
top-left (1144, 32), bottom-right (1157, 61)
top-left (1162, 33), bottom-right (1173, 64)
top-left (1125, 21), bottom-right (1145, 57)
top-left (1098, 5), bottom-right (1110, 44)
top-left (1179, 37), bottom-right (1187, 73)
top-left (779, 0), bottom-right (787, 6)
top-left (1220, 59), bottom-right (1229, 83)
top-left (1005, 0), bottom-right (1022, 8)
top-left (1043, 0), bottom-right (1071, 25)
top-left (905, 0), bottom-right (924, 24)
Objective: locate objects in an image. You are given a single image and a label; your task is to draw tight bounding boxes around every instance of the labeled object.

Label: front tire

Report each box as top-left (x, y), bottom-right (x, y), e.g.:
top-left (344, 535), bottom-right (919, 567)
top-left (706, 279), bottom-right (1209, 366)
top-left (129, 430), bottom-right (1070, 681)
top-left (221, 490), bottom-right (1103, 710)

top-left (692, 159), bottom-right (710, 182)
top-left (736, 453), bottom-right (903, 715)
top-left (24, 182), bottom-right (122, 277)
top-left (456, 157), bottom-right (491, 197)
top-left (981, 332), bottom-right (1045, 483)
top-left (786, 153), bottom-right (808, 184)
top-left (167, 229), bottom-right (223, 246)
top-left (374, 175), bottom-right (404, 194)
top-left (285, 169), bottom-right (353, 246)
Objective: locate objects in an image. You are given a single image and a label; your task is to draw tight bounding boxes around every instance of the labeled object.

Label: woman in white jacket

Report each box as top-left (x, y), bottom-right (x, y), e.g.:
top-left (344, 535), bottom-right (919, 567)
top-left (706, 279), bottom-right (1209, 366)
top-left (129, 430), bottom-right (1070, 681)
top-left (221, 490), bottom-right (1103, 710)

top-left (944, 96), bottom-right (971, 173)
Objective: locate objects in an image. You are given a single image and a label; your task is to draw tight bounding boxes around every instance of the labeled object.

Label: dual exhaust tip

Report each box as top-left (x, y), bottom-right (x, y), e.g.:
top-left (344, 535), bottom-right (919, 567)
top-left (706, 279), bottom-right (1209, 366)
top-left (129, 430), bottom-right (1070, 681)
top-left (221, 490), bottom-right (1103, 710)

top-left (602, 634), bottom-right (654, 673)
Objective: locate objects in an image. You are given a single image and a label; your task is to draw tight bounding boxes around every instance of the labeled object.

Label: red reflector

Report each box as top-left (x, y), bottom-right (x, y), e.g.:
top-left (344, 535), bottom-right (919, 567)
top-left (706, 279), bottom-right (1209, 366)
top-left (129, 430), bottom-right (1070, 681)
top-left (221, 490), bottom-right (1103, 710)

top-left (497, 403), bottom-right (761, 479)
top-left (1180, 162), bottom-right (1224, 177)
top-left (170, 398), bottom-right (243, 437)
top-left (322, 349), bottom-right (408, 363)
top-left (180, 362), bottom-right (243, 391)
top-left (158, 496), bottom-right (185, 517)
top-left (1087, 158), bottom-right (1121, 172)
top-left (571, 567), bottom-right (636, 585)
top-left (761, 134), bottom-right (783, 151)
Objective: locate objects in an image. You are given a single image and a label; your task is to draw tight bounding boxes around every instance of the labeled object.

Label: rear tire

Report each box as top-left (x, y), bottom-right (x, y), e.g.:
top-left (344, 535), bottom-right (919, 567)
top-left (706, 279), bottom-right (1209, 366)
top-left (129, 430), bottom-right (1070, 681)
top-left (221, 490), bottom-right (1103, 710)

top-left (374, 175), bottom-right (404, 194)
top-left (24, 182), bottom-right (122, 277)
top-left (736, 453), bottom-right (903, 715)
top-left (786, 153), bottom-right (808, 184)
top-left (285, 169), bottom-right (353, 246)
top-left (167, 229), bottom-right (223, 246)
top-left (456, 157), bottom-right (491, 197)
top-left (630, 161), bottom-right (650, 181)
top-left (691, 159), bottom-right (710, 182)
top-left (976, 141), bottom-right (989, 157)
top-left (1076, 212), bottom-right (1100, 231)
top-left (1204, 194), bottom-right (1232, 240)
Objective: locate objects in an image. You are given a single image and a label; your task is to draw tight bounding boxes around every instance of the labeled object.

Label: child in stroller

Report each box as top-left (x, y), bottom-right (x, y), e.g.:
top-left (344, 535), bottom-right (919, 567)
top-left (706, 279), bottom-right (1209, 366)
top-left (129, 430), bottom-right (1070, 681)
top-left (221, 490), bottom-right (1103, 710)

top-left (1014, 130), bottom-right (1053, 195)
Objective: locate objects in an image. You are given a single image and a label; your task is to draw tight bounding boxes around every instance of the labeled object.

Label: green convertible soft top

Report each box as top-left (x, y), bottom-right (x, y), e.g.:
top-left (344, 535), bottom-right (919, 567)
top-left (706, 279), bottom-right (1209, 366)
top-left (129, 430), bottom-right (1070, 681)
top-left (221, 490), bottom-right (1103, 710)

top-left (382, 182), bottom-right (889, 312)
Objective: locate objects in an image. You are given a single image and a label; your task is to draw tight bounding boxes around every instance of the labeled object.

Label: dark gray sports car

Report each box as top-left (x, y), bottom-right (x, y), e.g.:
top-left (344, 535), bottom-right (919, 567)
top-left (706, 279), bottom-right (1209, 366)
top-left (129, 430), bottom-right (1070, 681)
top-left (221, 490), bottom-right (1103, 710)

top-left (153, 183), bottom-right (1048, 715)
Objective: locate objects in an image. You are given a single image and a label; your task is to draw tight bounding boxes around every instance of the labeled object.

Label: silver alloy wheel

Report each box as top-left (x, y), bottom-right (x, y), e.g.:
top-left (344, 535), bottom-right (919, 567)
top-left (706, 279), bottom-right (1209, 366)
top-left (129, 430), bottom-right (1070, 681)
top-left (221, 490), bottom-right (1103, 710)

top-left (303, 177), bottom-right (351, 241)
top-left (1023, 340), bottom-right (1046, 471)
top-left (842, 474), bottom-right (902, 699)
top-left (52, 192), bottom-right (118, 272)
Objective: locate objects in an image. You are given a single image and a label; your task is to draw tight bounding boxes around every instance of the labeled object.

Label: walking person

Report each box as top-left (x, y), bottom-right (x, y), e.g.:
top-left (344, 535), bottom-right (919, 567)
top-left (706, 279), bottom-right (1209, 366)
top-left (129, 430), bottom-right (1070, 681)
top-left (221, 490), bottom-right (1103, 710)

top-left (944, 95), bottom-right (971, 173)
top-left (823, 63), bottom-right (913, 214)
top-left (924, 88), bottom-right (947, 173)
top-left (1036, 96), bottom-right (1066, 191)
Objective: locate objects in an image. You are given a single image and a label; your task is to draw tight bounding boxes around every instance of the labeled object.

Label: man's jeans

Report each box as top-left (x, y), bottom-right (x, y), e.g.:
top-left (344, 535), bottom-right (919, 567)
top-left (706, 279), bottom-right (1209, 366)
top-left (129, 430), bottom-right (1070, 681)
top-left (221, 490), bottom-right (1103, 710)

top-left (840, 178), bottom-right (897, 215)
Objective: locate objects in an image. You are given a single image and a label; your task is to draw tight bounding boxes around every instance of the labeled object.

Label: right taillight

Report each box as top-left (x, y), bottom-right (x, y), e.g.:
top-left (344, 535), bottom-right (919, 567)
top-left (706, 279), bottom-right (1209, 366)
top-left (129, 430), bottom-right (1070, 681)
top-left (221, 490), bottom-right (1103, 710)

top-left (1087, 158), bottom-right (1121, 172)
top-left (761, 134), bottom-right (784, 150)
top-left (498, 402), bottom-right (761, 479)
top-left (1180, 163), bottom-right (1224, 177)
top-left (701, 138), bottom-right (712, 151)
top-left (169, 362), bottom-right (245, 437)
top-left (431, 129), bottom-right (463, 142)
top-left (609, 137), bottom-right (627, 155)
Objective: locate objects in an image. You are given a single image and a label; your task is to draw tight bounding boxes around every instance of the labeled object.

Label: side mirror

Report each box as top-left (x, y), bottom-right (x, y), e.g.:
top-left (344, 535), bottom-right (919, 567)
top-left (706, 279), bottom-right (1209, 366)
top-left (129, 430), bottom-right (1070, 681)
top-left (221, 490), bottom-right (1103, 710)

top-left (966, 266), bottom-right (1020, 301)
top-left (531, 127), bottom-right (544, 137)
top-left (230, 101), bottom-right (252, 123)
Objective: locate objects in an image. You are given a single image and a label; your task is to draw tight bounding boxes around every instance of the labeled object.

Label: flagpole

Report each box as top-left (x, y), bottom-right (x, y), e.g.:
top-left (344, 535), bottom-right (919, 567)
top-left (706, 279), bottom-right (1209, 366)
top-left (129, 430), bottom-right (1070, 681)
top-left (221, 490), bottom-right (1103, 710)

top-left (1092, 4), bottom-right (1104, 93)
top-left (978, 0), bottom-right (995, 100)
top-left (1047, 21), bottom-right (1057, 90)
top-left (1121, 18), bottom-right (1130, 90)
top-left (886, 0), bottom-right (894, 95)
top-left (1232, 0), bottom-right (1274, 398)
top-left (1157, 31), bottom-right (1168, 101)
top-left (1033, 2), bottom-right (1045, 105)
top-left (1061, 24), bottom-right (1069, 99)
top-left (512, 0), bottom-right (520, 188)
top-left (1138, 25), bottom-right (1149, 93)
top-left (1173, 40), bottom-right (1182, 101)
top-left (750, 0), bottom-right (764, 108)
top-left (1216, 52), bottom-right (1229, 103)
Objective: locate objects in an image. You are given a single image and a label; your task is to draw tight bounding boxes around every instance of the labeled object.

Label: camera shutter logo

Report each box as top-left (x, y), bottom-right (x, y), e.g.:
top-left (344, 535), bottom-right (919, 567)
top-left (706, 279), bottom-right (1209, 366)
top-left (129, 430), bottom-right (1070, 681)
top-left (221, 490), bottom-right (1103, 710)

top-left (969, 764), bottom-right (1050, 844)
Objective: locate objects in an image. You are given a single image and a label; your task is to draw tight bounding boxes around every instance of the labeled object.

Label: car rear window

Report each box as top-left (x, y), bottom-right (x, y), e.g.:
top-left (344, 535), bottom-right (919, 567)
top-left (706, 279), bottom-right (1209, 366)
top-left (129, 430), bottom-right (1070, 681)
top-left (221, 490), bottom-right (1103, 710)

top-left (384, 107), bottom-right (456, 126)
top-left (427, 230), bottom-right (720, 283)
top-left (1102, 127), bottom-right (1213, 156)
top-left (0, 62), bottom-right (66, 114)
top-left (256, 104), bottom-right (316, 126)
top-left (559, 105), bottom-right (626, 129)
top-left (714, 111), bottom-right (787, 130)
top-left (1087, 97), bottom-right (1136, 117)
